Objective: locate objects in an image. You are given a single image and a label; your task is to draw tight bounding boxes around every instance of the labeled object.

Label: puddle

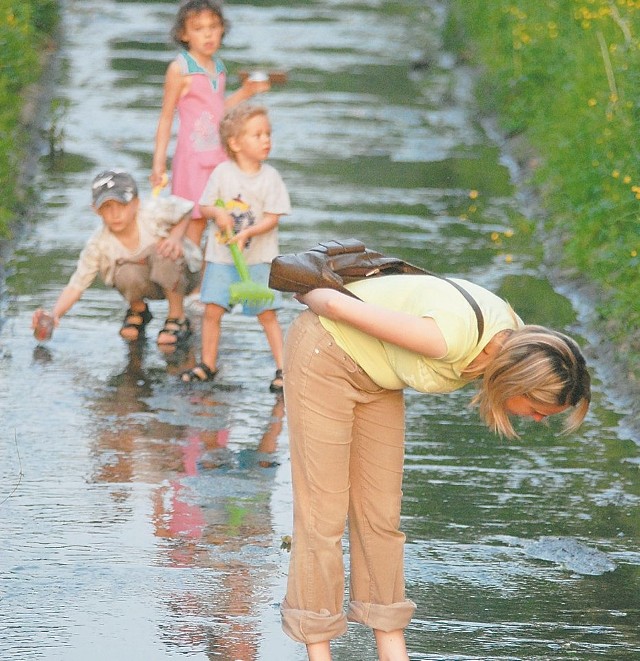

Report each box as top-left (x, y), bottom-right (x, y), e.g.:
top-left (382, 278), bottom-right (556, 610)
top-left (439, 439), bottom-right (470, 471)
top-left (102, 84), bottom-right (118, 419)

top-left (1, 1), bottom-right (638, 659)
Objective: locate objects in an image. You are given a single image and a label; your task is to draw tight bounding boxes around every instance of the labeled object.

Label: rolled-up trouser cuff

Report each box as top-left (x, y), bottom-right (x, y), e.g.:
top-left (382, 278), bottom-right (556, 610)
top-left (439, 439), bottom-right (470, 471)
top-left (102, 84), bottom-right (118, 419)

top-left (347, 599), bottom-right (417, 632)
top-left (280, 599), bottom-right (348, 644)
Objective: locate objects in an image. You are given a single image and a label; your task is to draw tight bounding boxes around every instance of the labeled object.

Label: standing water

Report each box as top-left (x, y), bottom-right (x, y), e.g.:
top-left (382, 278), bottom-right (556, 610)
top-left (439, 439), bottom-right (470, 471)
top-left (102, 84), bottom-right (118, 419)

top-left (1, 1), bottom-right (639, 659)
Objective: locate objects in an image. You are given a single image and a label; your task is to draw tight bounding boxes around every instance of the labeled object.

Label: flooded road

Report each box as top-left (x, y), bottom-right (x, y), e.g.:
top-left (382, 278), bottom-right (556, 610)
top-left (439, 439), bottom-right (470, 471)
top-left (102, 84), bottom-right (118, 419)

top-left (1, 0), bottom-right (639, 659)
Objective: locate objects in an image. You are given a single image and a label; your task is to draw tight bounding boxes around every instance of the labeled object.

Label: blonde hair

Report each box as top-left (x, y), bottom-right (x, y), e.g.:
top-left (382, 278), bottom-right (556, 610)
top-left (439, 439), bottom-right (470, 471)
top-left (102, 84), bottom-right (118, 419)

top-left (219, 104), bottom-right (269, 159)
top-left (473, 325), bottom-right (591, 438)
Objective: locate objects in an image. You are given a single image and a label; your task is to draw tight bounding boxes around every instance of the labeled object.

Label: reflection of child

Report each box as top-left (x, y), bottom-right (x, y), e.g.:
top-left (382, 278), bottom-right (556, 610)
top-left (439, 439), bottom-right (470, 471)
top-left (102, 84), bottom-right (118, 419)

top-left (150, 0), bottom-right (270, 259)
top-left (31, 170), bottom-right (201, 349)
top-left (180, 105), bottom-right (290, 392)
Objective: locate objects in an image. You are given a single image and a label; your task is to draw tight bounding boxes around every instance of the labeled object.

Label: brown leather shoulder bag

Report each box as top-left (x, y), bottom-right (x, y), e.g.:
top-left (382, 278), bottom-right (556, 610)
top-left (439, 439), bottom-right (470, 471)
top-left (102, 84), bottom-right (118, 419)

top-left (269, 239), bottom-right (484, 340)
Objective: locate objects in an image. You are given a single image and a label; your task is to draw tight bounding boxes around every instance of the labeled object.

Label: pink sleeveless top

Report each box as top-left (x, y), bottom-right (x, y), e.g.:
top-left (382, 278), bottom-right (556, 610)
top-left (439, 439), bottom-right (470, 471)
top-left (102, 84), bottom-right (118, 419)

top-left (171, 51), bottom-right (228, 218)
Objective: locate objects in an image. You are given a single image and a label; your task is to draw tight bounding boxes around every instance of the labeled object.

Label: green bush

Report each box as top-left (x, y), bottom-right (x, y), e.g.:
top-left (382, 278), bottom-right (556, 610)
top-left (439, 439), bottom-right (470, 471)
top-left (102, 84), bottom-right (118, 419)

top-left (447, 0), bottom-right (640, 362)
top-left (0, 0), bottom-right (59, 237)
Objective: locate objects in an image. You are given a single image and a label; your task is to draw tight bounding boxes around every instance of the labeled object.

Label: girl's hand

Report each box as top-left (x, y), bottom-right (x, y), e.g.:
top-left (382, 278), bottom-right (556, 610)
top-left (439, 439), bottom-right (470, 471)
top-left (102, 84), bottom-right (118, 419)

top-left (150, 168), bottom-right (167, 189)
top-left (241, 78), bottom-right (271, 98)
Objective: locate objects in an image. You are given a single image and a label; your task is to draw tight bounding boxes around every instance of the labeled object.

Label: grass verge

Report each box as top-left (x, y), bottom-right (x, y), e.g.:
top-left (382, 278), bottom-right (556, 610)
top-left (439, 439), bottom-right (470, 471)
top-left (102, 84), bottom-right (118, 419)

top-left (0, 0), bottom-right (59, 237)
top-left (446, 1), bottom-right (640, 383)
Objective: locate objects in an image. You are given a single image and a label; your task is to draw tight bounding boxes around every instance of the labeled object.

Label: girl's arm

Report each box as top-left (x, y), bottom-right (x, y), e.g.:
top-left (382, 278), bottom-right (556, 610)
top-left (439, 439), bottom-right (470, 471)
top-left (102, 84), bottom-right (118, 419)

top-left (224, 78), bottom-right (271, 110)
top-left (151, 61), bottom-right (184, 187)
top-left (298, 288), bottom-right (448, 358)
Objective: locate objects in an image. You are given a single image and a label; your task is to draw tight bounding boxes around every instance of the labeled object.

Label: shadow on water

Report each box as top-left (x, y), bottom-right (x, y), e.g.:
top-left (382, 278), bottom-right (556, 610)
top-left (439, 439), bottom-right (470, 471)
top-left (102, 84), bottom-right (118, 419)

top-left (0, 0), bottom-right (639, 659)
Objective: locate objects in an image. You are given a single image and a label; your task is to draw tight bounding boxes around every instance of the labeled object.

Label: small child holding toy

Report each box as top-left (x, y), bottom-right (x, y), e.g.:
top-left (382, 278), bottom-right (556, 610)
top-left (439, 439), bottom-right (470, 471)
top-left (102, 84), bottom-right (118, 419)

top-left (180, 104), bottom-right (290, 391)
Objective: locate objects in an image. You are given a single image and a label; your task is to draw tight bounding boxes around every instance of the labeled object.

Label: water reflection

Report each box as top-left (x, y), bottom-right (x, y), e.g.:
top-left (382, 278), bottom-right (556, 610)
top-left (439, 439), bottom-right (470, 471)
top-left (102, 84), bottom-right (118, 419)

top-left (151, 397), bottom-right (285, 660)
top-left (85, 339), bottom-right (287, 658)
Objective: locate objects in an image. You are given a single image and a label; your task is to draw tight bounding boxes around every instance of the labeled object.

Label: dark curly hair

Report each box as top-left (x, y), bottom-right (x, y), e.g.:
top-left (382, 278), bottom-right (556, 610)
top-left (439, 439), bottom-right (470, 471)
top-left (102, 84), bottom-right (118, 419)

top-left (171, 0), bottom-right (227, 49)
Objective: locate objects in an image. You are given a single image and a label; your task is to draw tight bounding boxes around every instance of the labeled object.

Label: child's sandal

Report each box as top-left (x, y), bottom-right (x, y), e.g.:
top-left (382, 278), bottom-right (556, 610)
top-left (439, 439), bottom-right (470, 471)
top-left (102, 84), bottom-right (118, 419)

top-left (157, 317), bottom-right (192, 346)
top-left (269, 368), bottom-right (284, 393)
top-left (120, 304), bottom-right (152, 342)
top-left (180, 363), bottom-right (219, 383)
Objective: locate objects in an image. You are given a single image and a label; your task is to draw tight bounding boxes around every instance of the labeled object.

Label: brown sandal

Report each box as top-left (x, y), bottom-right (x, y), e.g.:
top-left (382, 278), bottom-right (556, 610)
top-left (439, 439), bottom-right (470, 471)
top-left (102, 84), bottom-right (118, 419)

top-left (120, 304), bottom-right (152, 342)
top-left (180, 363), bottom-right (219, 383)
top-left (157, 317), bottom-right (191, 346)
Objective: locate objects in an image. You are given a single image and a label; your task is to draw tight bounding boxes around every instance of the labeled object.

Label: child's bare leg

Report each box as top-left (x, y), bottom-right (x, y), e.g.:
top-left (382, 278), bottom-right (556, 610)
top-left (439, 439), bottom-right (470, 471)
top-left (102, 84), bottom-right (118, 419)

top-left (200, 303), bottom-right (225, 371)
top-left (185, 217), bottom-right (206, 298)
top-left (257, 309), bottom-right (283, 369)
top-left (164, 289), bottom-right (185, 321)
top-left (114, 262), bottom-right (153, 341)
top-left (181, 303), bottom-right (224, 381)
top-left (306, 641), bottom-right (332, 661)
top-left (120, 299), bottom-right (149, 341)
top-left (374, 629), bottom-right (409, 661)
top-left (157, 289), bottom-right (189, 346)
top-left (185, 216), bottom-right (206, 246)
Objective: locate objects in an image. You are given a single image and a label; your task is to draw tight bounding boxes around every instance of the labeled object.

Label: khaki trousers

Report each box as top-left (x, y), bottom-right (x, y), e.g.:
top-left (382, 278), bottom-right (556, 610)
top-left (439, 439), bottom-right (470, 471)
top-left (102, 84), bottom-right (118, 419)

top-left (281, 310), bottom-right (416, 644)
top-left (113, 253), bottom-right (197, 303)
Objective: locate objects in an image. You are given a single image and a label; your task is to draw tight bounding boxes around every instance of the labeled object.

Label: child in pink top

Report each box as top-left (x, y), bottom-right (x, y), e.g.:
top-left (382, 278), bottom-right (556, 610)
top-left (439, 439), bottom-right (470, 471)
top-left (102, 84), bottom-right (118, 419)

top-left (151, 1), bottom-right (269, 264)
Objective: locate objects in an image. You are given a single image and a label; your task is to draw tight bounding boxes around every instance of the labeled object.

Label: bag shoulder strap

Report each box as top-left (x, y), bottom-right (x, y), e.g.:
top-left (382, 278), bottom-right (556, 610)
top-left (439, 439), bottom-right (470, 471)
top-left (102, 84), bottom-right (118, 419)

top-left (440, 278), bottom-right (485, 342)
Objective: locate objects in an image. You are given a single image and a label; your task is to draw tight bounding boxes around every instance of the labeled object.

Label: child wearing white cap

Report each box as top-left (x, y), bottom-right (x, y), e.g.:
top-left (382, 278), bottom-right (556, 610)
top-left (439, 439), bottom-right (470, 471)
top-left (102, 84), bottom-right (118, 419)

top-left (31, 169), bottom-right (202, 349)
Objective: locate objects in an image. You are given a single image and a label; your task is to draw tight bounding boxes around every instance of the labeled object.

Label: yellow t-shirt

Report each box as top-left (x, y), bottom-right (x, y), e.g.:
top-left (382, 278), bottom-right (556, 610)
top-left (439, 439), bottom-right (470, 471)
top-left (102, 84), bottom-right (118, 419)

top-left (319, 275), bottom-right (523, 393)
